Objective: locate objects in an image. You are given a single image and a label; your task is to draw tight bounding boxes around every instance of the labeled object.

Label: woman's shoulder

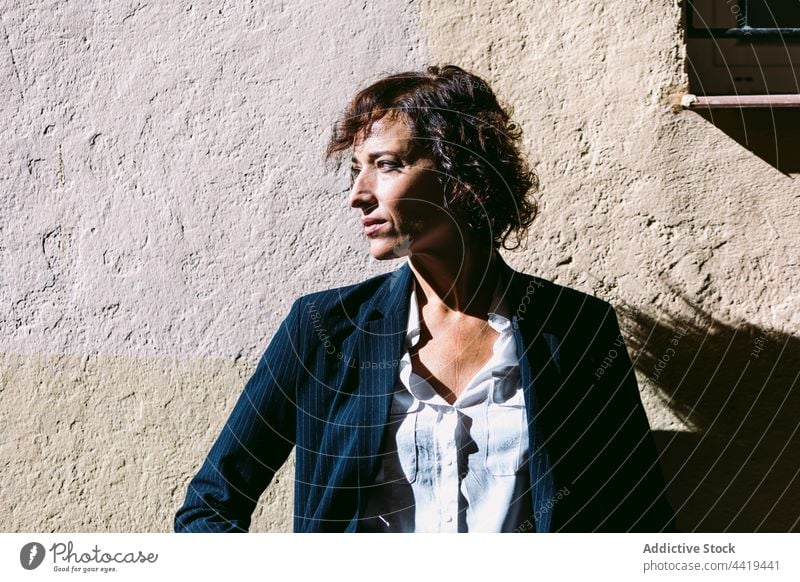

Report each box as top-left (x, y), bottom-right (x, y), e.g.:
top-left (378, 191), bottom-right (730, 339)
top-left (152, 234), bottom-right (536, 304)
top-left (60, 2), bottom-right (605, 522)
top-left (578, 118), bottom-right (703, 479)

top-left (289, 263), bottom-right (615, 330)
top-left (504, 267), bottom-right (614, 316)
top-left (288, 268), bottom-right (400, 324)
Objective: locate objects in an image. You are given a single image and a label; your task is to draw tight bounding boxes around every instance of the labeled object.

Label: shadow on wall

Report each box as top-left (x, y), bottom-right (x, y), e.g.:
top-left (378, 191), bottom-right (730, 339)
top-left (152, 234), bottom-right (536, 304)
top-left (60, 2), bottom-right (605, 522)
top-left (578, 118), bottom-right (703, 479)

top-left (617, 294), bottom-right (799, 532)
top-left (690, 108), bottom-right (800, 175)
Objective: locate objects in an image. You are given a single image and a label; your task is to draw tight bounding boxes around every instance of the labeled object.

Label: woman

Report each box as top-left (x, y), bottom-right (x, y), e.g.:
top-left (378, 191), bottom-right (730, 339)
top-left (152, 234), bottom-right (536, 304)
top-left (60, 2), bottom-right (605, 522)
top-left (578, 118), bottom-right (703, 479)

top-left (174, 65), bottom-right (677, 533)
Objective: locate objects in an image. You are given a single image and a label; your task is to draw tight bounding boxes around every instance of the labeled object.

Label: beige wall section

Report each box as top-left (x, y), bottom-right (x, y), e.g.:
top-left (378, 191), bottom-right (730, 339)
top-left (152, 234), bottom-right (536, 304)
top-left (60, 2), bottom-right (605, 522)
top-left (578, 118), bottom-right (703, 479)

top-left (1, 1), bottom-right (429, 532)
top-left (420, 0), bottom-right (797, 336)
top-left (2, 0), bottom-right (798, 532)
top-left (0, 353), bottom-right (293, 532)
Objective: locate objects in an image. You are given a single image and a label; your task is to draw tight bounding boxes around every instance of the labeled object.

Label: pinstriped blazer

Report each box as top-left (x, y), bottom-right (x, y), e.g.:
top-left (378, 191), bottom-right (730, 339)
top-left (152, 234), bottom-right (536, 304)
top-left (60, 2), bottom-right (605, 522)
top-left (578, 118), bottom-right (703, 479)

top-left (174, 255), bottom-right (677, 533)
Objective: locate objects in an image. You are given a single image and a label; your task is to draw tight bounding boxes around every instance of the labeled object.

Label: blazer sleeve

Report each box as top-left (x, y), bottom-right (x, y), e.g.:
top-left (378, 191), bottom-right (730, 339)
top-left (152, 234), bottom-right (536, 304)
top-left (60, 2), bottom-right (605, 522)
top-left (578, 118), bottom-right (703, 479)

top-left (174, 299), bottom-right (303, 532)
top-left (589, 302), bottom-right (679, 533)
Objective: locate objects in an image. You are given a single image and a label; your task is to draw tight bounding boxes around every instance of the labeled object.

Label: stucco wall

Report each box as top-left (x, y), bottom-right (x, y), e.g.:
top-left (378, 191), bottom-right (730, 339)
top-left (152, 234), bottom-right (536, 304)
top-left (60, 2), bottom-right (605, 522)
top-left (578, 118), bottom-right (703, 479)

top-left (2, 0), bottom-right (797, 532)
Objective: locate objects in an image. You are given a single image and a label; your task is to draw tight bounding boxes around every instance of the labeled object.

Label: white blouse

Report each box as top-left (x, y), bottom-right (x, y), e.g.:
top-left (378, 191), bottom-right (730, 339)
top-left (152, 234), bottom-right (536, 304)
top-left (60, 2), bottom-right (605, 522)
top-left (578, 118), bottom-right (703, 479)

top-left (360, 276), bottom-right (533, 532)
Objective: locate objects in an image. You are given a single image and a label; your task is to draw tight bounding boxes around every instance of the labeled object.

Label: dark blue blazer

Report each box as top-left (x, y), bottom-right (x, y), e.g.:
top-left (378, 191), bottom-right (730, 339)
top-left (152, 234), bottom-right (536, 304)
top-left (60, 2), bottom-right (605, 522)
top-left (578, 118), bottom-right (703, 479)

top-left (174, 256), bottom-right (677, 533)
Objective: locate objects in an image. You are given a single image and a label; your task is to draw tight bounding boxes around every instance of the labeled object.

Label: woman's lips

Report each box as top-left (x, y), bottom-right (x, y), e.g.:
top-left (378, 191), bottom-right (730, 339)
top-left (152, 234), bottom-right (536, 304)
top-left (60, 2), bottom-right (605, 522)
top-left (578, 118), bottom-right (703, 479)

top-left (364, 221), bottom-right (386, 236)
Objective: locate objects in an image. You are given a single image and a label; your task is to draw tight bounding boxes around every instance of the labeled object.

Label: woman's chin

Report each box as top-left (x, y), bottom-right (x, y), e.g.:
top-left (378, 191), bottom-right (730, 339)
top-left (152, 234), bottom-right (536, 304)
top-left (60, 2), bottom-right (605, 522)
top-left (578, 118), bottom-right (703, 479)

top-left (368, 246), bottom-right (397, 261)
top-left (368, 237), bottom-right (411, 261)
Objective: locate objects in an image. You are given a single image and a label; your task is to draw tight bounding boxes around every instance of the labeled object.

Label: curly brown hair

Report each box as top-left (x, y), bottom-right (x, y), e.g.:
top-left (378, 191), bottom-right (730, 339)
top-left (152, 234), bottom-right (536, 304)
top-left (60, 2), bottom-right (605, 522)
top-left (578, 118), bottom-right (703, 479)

top-left (325, 65), bottom-right (539, 251)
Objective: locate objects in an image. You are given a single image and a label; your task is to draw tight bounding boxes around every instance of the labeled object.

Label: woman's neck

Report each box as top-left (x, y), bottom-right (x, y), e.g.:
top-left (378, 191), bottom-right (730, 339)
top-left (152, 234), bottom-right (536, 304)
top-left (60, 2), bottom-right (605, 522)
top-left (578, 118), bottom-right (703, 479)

top-left (407, 246), bottom-right (502, 318)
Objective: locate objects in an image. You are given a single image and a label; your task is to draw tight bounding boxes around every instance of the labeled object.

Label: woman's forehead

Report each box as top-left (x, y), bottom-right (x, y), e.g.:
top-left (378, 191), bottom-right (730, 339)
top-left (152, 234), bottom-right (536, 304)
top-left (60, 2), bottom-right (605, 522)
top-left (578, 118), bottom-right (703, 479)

top-left (352, 117), bottom-right (421, 159)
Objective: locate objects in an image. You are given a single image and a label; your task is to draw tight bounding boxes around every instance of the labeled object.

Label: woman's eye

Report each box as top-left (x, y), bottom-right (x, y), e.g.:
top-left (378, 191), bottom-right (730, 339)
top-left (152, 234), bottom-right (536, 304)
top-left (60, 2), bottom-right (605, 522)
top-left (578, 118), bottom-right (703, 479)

top-left (349, 161), bottom-right (400, 185)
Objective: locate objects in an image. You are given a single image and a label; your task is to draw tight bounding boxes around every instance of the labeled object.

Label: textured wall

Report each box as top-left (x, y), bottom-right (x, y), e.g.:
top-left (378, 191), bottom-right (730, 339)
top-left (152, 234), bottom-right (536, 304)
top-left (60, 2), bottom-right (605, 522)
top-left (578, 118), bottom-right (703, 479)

top-left (1, 0), bottom-right (797, 532)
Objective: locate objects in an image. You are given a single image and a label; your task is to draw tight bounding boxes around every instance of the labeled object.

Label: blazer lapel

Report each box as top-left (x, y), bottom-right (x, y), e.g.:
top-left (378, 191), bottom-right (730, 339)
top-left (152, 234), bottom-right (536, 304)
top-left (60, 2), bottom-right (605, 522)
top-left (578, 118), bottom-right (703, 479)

top-left (497, 256), bottom-right (557, 533)
top-left (353, 262), bottom-right (414, 499)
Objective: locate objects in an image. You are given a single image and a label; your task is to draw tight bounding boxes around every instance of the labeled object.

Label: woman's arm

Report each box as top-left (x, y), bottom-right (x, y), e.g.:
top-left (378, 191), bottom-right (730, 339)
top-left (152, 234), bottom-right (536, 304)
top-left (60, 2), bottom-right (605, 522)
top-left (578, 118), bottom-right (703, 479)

top-left (586, 303), bottom-right (679, 533)
top-left (174, 300), bottom-right (303, 532)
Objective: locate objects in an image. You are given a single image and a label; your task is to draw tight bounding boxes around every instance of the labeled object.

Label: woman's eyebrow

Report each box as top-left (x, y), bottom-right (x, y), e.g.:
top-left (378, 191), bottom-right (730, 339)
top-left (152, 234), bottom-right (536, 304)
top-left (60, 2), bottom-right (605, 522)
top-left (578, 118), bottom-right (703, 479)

top-left (351, 150), bottom-right (402, 163)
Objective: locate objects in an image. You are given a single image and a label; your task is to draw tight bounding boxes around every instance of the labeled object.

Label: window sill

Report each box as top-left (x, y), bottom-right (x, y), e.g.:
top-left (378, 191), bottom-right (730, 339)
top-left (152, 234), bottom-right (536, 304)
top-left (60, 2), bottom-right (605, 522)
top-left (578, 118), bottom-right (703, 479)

top-left (682, 94), bottom-right (800, 109)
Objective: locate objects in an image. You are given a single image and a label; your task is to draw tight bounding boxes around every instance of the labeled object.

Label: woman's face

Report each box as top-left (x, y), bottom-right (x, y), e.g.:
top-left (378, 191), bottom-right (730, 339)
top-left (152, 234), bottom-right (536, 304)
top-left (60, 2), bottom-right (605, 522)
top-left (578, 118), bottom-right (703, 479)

top-left (349, 116), bottom-right (455, 260)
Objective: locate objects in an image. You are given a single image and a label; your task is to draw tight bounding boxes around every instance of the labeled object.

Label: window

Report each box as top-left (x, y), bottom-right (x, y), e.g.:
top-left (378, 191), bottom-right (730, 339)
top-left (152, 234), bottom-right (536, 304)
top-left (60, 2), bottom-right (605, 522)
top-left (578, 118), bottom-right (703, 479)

top-left (685, 0), bottom-right (800, 104)
top-left (682, 2), bottom-right (800, 172)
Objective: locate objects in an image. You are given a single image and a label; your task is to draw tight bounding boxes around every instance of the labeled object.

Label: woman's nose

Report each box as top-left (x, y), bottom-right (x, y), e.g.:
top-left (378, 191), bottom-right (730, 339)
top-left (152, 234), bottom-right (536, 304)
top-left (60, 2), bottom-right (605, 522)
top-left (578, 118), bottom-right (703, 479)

top-left (348, 172), bottom-right (377, 210)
